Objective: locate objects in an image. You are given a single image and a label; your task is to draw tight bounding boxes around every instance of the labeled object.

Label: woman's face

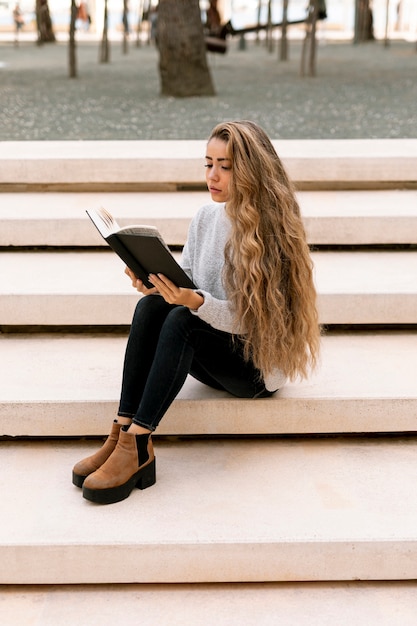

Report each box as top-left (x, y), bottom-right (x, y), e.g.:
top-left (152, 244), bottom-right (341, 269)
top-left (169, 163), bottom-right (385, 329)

top-left (205, 137), bottom-right (232, 203)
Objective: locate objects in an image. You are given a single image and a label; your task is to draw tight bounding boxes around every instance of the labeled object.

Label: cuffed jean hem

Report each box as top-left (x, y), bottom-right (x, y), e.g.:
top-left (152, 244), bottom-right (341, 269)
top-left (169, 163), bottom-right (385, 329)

top-left (118, 412), bottom-right (156, 431)
top-left (131, 419), bottom-right (157, 432)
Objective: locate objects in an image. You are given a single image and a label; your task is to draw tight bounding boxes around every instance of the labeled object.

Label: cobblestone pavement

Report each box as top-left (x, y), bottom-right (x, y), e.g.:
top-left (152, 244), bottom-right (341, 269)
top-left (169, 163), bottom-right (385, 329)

top-left (0, 33), bottom-right (416, 141)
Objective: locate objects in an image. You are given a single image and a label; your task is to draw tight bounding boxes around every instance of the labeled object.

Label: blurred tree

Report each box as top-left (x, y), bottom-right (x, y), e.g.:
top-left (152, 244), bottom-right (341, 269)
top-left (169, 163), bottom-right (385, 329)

top-left (301, 0), bottom-right (319, 76)
top-left (69, 0), bottom-right (77, 76)
top-left (100, 0), bottom-right (110, 62)
top-left (157, 0), bottom-right (215, 97)
top-left (36, 0), bottom-right (56, 43)
top-left (122, 0), bottom-right (129, 54)
top-left (280, 0), bottom-right (289, 60)
top-left (354, 0), bottom-right (375, 42)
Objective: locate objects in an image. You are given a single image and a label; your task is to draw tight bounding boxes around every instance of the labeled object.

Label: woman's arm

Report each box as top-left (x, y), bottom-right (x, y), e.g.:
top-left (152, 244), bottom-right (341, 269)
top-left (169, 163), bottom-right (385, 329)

top-left (190, 289), bottom-right (241, 333)
top-left (125, 266), bottom-right (204, 310)
top-left (180, 203), bottom-right (240, 332)
top-left (148, 274), bottom-right (204, 310)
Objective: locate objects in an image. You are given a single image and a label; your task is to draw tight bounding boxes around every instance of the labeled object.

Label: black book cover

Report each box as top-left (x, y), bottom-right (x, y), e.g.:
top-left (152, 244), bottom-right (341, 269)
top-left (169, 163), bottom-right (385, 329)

top-left (86, 208), bottom-right (196, 290)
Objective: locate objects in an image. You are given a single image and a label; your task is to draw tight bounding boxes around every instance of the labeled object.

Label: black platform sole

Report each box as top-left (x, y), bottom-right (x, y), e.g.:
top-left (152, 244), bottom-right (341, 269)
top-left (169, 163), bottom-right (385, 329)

top-left (82, 458), bottom-right (156, 505)
top-left (72, 471), bottom-right (87, 489)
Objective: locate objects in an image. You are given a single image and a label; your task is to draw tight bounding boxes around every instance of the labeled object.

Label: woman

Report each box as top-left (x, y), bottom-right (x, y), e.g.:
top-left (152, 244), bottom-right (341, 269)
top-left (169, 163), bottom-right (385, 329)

top-left (73, 120), bottom-right (320, 504)
top-left (13, 3), bottom-right (24, 44)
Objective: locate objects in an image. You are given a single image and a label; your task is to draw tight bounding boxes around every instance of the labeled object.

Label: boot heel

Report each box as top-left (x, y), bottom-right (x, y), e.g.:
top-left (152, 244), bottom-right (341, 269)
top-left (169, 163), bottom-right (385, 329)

top-left (136, 458), bottom-right (156, 490)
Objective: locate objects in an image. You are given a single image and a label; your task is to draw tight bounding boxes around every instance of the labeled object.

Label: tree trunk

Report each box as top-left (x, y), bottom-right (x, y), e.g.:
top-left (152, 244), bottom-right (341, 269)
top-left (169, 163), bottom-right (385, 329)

top-left (354, 0), bottom-right (375, 43)
top-left (255, 0), bottom-right (262, 43)
top-left (100, 0), bottom-right (110, 63)
top-left (280, 0), bottom-right (289, 61)
top-left (157, 0), bottom-right (215, 97)
top-left (36, 0), bottom-right (56, 43)
top-left (383, 0), bottom-right (390, 47)
top-left (301, 0), bottom-right (319, 77)
top-left (68, 0), bottom-right (77, 77)
top-left (122, 0), bottom-right (129, 54)
top-left (266, 0), bottom-right (273, 52)
top-left (135, 0), bottom-right (146, 47)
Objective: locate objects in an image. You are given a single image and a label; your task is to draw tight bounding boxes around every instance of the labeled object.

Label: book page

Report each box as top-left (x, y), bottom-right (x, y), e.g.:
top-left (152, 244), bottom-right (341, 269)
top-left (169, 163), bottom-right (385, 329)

top-left (86, 207), bottom-right (121, 238)
top-left (87, 208), bottom-right (170, 254)
top-left (118, 225), bottom-right (170, 251)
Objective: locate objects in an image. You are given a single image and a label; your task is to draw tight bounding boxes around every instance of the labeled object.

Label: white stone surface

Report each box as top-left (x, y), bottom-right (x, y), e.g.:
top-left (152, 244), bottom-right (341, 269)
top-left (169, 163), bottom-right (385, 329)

top-left (2, 582), bottom-right (417, 626)
top-left (0, 332), bottom-right (416, 436)
top-left (0, 189), bottom-right (416, 246)
top-left (1, 139), bottom-right (416, 185)
top-left (1, 250), bottom-right (416, 325)
top-left (313, 250), bottom-right (417, 323)
top-left (1, 137), bottom-right (416, 602)
top-left (300, 189), bottom-right (417, 244)
top-left (1, 437), bottom-right (417, 584)
top-left (0, 191), bottom-right (204, 246)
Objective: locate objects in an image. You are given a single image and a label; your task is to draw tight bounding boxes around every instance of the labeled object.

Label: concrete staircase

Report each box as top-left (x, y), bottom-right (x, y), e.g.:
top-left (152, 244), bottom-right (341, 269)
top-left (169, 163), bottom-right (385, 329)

top-left (1, 139), bottom-right (417, 624)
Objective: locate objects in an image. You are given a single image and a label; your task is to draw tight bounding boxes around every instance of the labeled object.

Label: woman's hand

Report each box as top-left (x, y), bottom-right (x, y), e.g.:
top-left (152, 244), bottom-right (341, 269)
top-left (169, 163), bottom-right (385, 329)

top-left (148, 273), bottom-right (204, 310)
top-left (124, 267), bottom-right (158, 295)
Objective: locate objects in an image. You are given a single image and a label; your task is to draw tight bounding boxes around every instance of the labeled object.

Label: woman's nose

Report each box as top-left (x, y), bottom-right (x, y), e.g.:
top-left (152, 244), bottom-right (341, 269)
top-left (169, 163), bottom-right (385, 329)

top-left (208, 166), bottom-right (219, 180)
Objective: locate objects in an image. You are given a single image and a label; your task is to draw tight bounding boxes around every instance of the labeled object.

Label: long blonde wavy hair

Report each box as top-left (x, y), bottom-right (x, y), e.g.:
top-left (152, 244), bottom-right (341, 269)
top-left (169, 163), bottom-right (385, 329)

top-left (208, 120), bottom-right (320, 381)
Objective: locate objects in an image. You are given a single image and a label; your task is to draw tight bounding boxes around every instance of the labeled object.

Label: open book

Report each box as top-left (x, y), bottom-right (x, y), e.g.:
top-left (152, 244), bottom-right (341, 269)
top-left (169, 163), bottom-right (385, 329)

top-left (86, 207), bottom-right (196, 289)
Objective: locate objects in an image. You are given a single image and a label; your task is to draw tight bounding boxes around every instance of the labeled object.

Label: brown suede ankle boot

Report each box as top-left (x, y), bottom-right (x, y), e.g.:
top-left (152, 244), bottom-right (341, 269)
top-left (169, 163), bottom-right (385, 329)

top-left (72, 420), bottom-right (124, 488)
top-left (82, 429), bottom-right (155, 505)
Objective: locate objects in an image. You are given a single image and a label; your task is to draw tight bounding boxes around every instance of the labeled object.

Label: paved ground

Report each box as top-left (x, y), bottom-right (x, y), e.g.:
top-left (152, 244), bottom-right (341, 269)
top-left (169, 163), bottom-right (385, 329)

top-left (0, 31), bottom-right (416, 141)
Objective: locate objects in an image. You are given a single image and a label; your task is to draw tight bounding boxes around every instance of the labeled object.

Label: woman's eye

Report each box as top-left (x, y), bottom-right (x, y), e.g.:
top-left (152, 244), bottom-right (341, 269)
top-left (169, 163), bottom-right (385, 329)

top-left (204, 164), bottom-right (213, 168)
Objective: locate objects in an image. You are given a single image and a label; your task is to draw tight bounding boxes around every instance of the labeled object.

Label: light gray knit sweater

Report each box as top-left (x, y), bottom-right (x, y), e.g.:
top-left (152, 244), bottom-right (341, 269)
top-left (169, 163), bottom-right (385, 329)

top-left (181, 202), bottom-right (286, 391)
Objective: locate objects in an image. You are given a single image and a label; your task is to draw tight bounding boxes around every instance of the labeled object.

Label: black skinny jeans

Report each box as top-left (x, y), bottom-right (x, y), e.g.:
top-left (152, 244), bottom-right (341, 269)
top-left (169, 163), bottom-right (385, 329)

top-left (117, 295), bottom-right (273, 431)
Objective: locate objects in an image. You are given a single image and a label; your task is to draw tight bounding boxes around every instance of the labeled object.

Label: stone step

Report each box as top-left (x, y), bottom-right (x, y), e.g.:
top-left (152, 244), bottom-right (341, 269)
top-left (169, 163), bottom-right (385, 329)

top-left (1, 139), bottom-right (416, 190)
top-left (1, 332), bottom-right (415, 437)
top-left (1, 189), bottom-right (416, 246)
top-left (0, 250), bottom-right (416, 326)
top-left (1, 435), bottom-right (417, 584)
top-left (3, 581), bottom-right (417, 626)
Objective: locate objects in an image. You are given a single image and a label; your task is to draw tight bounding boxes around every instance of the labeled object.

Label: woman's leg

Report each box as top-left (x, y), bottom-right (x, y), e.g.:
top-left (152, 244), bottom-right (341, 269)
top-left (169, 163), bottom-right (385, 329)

top-left (117, 295), bottom-right (177, 419)
top-left (80, 296), bottom-right (170, 502)
top-left (130, 306), bottom-right (271, 432)
top-left (81, 302), bottom-right (271, 504)
top-left (72, 296), bottom-right (174, 488)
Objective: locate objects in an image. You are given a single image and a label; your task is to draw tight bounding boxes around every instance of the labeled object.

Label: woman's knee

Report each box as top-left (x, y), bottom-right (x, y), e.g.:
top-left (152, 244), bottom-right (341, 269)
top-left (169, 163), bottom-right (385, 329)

top-left (164, 305), bottom-right (192, 328)
top-left (132, 295), bottom-right (172, 324)
top-left (159, 306), bottom-right (196, 342)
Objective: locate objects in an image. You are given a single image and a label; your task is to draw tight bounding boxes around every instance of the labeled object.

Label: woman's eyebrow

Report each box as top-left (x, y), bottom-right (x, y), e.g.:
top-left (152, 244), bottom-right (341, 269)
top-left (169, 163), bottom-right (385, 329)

top-left (205, 155), bottom-right (231, 162)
